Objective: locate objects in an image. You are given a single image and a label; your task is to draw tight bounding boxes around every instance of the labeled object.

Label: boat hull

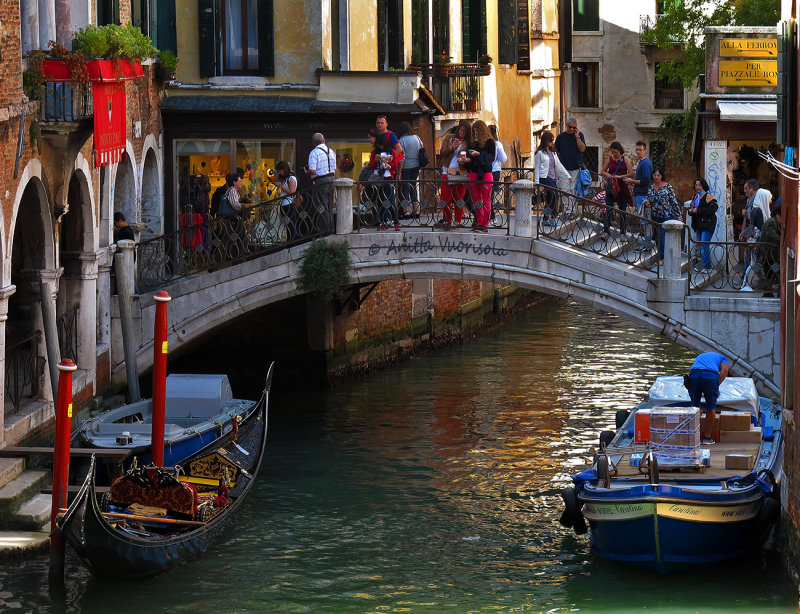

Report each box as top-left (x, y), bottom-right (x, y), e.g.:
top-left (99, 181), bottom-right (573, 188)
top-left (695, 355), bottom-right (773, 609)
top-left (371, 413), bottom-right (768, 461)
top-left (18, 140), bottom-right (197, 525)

top-left (580, 493), bottom-right (767, 573)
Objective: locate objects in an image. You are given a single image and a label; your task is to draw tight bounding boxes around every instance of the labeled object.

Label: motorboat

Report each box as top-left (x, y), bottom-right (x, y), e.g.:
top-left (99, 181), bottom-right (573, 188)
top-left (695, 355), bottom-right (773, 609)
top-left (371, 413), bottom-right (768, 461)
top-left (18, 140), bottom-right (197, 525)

top-left (559, 376), bottom-right (782, 574)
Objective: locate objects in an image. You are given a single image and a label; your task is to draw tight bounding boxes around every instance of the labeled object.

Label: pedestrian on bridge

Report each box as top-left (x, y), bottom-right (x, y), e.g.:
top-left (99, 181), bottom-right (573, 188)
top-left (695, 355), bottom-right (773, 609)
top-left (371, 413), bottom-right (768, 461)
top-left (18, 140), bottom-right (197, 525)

top-left (643, 167), bottom-right (681, 266)
top-left (305, 133), bottom-right (336, 233)
top-left (437, 120), bottom-right (471, 229)
top-left (465, 120), bottom-right (495, 233)
top-left (688, 178), bottom-right (718, 270)
top-left (599, 142), bottom-right (634, 238)
top-left (369, 133), bottom-right (401, 231)
top-left (533, 131), bottom-right (570, 227)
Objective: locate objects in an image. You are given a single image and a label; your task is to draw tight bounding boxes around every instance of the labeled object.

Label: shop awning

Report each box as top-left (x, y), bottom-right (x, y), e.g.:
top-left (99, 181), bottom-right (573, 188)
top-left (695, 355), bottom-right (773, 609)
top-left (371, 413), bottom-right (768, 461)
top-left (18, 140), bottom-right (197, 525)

top-left (717, 101), bottom-right (776, 122)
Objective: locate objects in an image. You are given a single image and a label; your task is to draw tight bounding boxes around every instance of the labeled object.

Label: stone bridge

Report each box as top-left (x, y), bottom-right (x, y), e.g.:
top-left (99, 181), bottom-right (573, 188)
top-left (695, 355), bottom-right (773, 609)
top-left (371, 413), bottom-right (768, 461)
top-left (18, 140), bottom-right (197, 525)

top-left (113, 180), bottom-right (780, 394)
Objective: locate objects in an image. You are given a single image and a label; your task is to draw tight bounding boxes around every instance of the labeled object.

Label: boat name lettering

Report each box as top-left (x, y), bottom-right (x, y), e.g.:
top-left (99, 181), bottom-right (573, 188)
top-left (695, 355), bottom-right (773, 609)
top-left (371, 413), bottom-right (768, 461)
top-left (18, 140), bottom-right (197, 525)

top-left (668, 504), bottom-right (701, 516)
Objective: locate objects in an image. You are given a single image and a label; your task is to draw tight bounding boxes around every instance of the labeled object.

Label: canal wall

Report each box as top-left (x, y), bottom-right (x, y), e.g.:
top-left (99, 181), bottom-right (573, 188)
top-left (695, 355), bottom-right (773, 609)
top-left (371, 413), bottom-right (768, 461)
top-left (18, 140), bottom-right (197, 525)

top-left (317, 279), bottom-right (549, 384)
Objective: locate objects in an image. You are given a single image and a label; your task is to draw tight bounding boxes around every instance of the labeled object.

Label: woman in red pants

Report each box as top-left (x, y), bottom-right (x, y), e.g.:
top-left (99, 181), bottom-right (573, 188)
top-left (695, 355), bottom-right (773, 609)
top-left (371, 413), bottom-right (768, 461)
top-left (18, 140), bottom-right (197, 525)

top-left (465, 120), bottom-right (495, 233)
top-left (437, 120), bottom-right (472, 228)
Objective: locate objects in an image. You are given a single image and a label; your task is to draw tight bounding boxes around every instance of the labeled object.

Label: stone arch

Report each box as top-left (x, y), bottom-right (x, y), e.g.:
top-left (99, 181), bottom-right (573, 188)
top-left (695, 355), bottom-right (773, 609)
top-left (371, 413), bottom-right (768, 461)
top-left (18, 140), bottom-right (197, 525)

top-left (140, 136), bottom-right (163, 239)
top-left (8, 159), bottom-right (55, 280)
top-left (112, 146), bottom-right (138, 237)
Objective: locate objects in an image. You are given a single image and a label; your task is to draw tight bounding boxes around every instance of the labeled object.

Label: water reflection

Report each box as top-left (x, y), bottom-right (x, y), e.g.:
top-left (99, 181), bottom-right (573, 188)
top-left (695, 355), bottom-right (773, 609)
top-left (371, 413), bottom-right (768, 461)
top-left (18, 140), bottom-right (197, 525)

top-left (2, 300), bottom-right (797, 612)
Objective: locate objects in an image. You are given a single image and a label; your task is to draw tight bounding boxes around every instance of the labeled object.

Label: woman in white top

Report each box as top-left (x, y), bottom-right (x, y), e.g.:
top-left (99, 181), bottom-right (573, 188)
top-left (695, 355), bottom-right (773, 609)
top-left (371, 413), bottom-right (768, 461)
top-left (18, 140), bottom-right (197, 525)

top-left (274, 161), bottom-right (299, 240)
top-left (534, 131), bottom-right (571, 225)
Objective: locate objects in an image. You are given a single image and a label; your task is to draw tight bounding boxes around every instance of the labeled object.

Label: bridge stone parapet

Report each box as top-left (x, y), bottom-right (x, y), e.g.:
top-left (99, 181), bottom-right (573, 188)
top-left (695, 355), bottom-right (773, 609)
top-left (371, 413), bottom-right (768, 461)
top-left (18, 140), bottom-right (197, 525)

top-left (114, 227), bottom-right (780, 396)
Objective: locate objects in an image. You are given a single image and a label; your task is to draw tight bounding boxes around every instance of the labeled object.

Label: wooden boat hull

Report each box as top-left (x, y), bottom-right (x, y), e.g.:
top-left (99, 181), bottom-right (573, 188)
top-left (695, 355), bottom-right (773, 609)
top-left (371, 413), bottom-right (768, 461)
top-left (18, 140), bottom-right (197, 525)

top-left (58, 367), bottom-right (271, 579)
top-left (579, 488), bottom-right (769, 573)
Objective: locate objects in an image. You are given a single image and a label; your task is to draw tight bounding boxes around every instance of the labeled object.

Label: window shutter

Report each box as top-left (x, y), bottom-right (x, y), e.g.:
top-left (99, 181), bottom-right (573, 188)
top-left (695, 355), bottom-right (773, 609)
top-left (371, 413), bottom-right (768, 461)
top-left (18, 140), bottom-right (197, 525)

top-left (778, 20), bottom-right (797, 146)
top-left (258, 0), bottom-right (274, 76)
top-left (152, 0), bottom-right (177, 53)
top-left (378, 0), bottom-right (386, 70)
top-left (198, 0), bottom-right (217, 78)
top-left (462, 0), bottom-right (471, 62)
top-left (498, 0), bottom-right (516, 65)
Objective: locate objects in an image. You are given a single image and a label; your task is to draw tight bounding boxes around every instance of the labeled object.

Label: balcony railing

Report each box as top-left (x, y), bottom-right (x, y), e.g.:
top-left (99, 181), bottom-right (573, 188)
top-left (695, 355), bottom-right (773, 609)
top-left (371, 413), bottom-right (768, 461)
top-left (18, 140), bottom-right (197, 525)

top-left (41, 82), bottom-right (93, 122)
top-left (419, 63), bottom-right (487, 113)
top-left (5, 331), bottom-right (43, 414)
top-left (639, 14), bottom-right (683, 44)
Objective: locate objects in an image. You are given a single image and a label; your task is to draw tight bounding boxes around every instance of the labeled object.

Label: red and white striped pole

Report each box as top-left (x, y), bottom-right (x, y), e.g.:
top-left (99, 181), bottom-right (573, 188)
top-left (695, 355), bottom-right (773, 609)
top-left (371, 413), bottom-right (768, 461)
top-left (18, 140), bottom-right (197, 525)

top-left (50, 358), bottom-right (76, 543)
top-left (151, 291), bottom-right (171, 466)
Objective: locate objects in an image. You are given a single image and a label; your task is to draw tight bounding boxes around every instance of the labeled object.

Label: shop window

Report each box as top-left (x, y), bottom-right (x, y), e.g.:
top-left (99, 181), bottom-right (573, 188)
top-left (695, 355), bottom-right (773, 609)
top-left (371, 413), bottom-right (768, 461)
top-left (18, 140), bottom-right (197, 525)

top-left (198, 0), bottom-right (273, 78)
top-left (462, 0), bottom-right (487, 63)
top-left (175, 139), bottom-right (294, 218)
top-left (572, 62), bottom-right (599, 108)
top-left (573, 0), bottom-right (599, 32)
top-left (654, 64), bottom-right (684, 110)
top-left (498, 0), bottom-right (529, 70)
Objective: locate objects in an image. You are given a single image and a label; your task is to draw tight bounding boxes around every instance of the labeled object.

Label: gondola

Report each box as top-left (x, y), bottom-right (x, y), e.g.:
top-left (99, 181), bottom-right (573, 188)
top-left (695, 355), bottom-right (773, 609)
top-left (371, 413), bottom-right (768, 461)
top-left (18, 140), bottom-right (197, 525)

top-left (56, 365), bottom-right (272, 580)
top-left (559, 376), bottom-right (782, 574)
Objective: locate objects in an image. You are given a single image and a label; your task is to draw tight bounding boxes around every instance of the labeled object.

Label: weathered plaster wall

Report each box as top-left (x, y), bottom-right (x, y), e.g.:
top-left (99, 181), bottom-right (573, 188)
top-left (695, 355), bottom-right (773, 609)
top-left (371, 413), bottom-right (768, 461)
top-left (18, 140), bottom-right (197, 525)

top-left (349, 0), bottom-right (377, 71)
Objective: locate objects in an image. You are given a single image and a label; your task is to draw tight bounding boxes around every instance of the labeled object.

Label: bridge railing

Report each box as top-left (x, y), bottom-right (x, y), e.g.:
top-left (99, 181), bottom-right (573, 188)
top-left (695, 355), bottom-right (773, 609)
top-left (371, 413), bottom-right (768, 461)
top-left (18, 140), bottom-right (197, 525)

top-left (532, 182), bottom-right (664, 273)
top-left (687, 238), bottom-right (778, 294)
top-left (136, 184), bottom-right (328, 291)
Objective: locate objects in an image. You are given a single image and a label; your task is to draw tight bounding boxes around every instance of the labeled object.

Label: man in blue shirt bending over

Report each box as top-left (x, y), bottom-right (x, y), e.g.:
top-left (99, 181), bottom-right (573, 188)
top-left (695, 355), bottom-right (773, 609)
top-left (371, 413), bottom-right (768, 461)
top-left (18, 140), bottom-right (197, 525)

top-left (686, 352), bottom-right (729, 444)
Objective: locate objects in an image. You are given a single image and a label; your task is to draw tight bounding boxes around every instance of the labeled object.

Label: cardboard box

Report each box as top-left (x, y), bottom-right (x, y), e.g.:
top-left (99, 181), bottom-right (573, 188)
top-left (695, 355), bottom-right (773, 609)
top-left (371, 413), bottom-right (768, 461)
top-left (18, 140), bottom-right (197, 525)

top-left (719, 427), bottom-right (762, 444)
top-left (725, 453), bottom-right (755, 470)
top-left (649, 407), bottom-right (700, 449)
top-left (720, 411), bottom-right (752, 432)
top-left (634, 410), bottom-right (650, 443)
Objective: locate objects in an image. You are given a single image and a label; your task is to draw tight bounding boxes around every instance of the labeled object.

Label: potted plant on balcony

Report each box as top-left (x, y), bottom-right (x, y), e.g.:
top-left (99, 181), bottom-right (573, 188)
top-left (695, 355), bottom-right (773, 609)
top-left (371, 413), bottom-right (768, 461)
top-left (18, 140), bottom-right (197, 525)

top-left (408, 44), bottom-right (422, 72)
top-left (155, 50), bottom-right (178, 82)
top-left (464, 78), bottom-right (479, 112)
top-left (451, 87), bottom-right (464, 111)
top-left (435, 50), bottom-right (453, 76)
top-left (478, 53), bottom-right (493, 76)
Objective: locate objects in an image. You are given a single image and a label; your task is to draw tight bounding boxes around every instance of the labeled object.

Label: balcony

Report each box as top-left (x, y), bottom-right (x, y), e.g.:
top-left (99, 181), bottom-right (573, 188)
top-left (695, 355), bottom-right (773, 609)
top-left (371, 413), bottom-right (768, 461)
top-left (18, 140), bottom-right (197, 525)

top-left (41, 82), bottom-right (93, 123)
top-left (639, 14), bottom-right (683, 47)
top-left (418, 63), bottom-right (487, 114)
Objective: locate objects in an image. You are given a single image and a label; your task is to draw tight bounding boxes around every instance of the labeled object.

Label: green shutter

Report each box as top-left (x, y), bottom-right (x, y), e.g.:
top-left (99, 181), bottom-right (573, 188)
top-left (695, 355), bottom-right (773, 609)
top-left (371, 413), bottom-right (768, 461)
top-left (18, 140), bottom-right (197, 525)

top-left (778, 20), bottom-right (797, 146)
top-left (498, 0), bottom-right (516, 64)
top-left (258, 0), bottom-right (274, 76)
top-left (462, 0), bottom-right (471, 62)
top-left (198, 0), bottom-right (216, 78)
top-left (152, 0), bottom-right (177, 53)
top-left (479, 0), bottom-right (487, 58)
top-left (378, 0), bottom-right (386, 70)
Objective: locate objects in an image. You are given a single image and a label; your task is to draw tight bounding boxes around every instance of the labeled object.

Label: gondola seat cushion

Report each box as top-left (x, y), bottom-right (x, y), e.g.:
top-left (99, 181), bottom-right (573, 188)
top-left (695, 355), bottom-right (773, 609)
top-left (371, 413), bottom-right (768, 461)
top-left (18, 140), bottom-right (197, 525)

top-left (109, 470), bottom-right (199, 518)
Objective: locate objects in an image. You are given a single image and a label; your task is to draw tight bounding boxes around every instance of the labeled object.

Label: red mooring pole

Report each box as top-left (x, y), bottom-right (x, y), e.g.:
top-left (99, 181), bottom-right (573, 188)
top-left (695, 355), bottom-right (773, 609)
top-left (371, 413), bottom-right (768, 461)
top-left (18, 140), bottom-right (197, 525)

top-left (151, 291), bottom-right (171, 466)
top-left (50, 358), bottom-right (76, 542)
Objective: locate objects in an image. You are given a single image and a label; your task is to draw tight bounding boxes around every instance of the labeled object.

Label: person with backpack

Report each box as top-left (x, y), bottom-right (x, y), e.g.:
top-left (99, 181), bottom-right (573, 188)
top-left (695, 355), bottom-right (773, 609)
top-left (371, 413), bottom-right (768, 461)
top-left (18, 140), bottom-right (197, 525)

top-left (398, 121), bottom-right (426, 219)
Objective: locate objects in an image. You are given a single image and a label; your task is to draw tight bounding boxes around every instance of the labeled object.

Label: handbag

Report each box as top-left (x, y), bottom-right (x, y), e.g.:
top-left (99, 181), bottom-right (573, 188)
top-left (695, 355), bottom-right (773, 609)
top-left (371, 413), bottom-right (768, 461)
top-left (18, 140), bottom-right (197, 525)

top-left (417, 137), bottom-right (430, 167)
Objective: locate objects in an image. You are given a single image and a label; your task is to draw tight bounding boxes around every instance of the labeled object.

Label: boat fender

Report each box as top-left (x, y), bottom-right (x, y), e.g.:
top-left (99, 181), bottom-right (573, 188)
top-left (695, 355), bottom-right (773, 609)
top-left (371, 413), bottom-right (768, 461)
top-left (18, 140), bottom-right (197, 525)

top-left (615, 410), bottom-right (630, 429)
top-left (599, 430), bottom-right (615, 450)
top-left (559, 486), bottom-right (587, 535)
top-left (755, 497), bottom-right (780, 536)
top-left (597, 455), bottom-right (610, 488)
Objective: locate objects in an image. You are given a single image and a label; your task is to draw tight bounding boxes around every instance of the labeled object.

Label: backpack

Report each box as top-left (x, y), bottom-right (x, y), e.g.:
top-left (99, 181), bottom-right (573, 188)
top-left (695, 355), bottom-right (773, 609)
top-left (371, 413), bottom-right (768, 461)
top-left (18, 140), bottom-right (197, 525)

top-left (210, 185), bottom-right (226, 216)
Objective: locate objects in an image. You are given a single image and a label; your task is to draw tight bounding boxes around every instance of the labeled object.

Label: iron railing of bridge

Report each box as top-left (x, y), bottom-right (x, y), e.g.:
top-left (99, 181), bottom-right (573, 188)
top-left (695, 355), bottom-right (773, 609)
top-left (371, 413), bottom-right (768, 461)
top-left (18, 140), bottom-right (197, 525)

top-left (687, 238), bottom-right (778, 295)
top-left (57, 304), bottom-right (79, 360)
top-left (137, 184), bottom-right (326, 291)
top-left (5, 331), bottom-right (43, 414)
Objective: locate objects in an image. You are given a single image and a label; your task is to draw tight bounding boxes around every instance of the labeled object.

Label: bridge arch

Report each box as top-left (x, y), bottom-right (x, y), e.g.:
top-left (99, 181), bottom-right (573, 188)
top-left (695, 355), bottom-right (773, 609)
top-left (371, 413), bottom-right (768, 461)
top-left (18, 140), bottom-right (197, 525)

top-left (121, 233), bottom-right (780, 395)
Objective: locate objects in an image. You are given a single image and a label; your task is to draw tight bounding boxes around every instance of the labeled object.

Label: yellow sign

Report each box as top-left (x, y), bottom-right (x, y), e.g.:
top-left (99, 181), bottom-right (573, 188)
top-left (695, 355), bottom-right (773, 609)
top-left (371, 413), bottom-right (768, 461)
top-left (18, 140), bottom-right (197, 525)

top-left (720, 38), bottom-right (777, 58)
top-left (718, 60), bottom-right (777, 87)
top-left (67, 403), bottom-right (73, 418)
top-left (162, 341), bottom-right (168, 354)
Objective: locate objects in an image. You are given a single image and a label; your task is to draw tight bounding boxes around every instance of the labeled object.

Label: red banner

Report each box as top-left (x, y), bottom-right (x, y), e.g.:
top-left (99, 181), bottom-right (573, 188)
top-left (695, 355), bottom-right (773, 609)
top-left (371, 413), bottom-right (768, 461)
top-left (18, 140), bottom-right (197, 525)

top-left (93, 81), bottom-right (127, 167)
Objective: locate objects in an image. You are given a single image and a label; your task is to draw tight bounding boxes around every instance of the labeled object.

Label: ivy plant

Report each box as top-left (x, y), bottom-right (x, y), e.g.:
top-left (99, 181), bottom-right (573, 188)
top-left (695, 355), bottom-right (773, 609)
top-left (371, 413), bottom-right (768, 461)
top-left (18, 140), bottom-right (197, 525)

top-left (297, 240), bottom-right (351, 302)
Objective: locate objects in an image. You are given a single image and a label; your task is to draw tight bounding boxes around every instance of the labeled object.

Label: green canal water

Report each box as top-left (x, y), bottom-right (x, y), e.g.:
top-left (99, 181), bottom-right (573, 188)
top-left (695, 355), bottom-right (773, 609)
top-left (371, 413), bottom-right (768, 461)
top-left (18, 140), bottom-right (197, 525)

top-left (2, 301), bottom-right (798, 612)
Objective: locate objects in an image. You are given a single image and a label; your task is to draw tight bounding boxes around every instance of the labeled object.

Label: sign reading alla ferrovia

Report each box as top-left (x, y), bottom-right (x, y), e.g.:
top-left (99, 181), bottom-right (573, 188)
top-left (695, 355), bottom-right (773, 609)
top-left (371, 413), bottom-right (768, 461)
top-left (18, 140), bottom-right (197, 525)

top-left (719, 38), bottom-right (777, 58)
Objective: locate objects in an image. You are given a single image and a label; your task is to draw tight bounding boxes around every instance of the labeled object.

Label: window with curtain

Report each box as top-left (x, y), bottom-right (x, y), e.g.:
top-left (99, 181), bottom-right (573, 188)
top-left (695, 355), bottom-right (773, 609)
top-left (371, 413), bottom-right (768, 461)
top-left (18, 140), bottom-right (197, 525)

top-left (224, 0), bottom-right (259, 73)
top-left (573, 0), bottom-right (599, 32)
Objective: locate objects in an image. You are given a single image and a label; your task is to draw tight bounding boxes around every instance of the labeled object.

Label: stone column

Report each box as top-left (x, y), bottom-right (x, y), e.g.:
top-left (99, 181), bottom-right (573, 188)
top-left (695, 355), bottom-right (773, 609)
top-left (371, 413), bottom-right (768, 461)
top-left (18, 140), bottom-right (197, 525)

top-left (78, 253), bottom-right (99, 375)
top-left (55, 0), bottom-right (71, 47)
top-left (96, 245), bottom-right (116, 347)
top-left (114, 240), bottom-right (141, 401)
top-left (40, 268), bottom-right (63, 402)
top-left (513, 180), bottom-right (534, 238)
top-left (335, 178), bottom-right (354, 235)
top-left (662, 220), bottom-right (684, 280)
top-left (20, 0), bottom-right (39, 53)
top-left (0, 285), bottom-right (17, 445)
top-left (38, 0), bottom-right (56, 50)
